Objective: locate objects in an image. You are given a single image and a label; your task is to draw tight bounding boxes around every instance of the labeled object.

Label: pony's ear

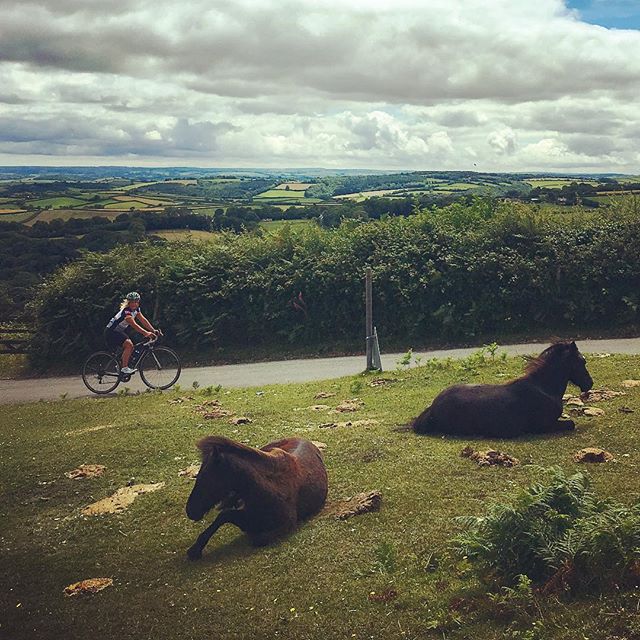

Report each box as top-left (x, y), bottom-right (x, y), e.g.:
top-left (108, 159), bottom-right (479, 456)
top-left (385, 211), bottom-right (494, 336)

top-left (570, 341), bottom-right (578, 350)
top-left (196, 437), bottom-right (223, 462)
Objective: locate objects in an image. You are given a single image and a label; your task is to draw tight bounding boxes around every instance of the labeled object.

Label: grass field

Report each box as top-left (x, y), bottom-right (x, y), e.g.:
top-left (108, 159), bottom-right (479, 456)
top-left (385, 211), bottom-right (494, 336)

top-left (525, 179), bottom-right (600, 188)
top-left (104, 200), bottom-right (153, 210)
top-left (592, 193), bottom-right (640, 204)
top-left (112, 196), bottom-right (173, 206)
top-left (334, 189), bottom-right (400, 201)
top-left (275, 183), bottom-right (313, 191)
top-left (31, 196), bottom-right (89, 209)
top-left (116, 180), bottom-right (198, 192)
top-left (433, 182), bottom-right (478, 191)
top-left (152, 229), bottom-right (221, 242)
top-left (259, 219), bottom-right (313, 231)
top-left (254, 189), bottom-right (307, 200)
top-left (0, 210), bottom-right (38, 223)
top-left (2, 352), bottom-right (640, 640)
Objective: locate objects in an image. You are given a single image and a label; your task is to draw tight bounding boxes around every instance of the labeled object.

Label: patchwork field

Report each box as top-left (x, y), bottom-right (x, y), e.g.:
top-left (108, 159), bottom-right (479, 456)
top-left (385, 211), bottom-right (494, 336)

top-left (259, 218), bottom-right (313, 231)
top-left (2, 351), bottom-right (639, 640)
top-left (525, 179), bottom-right (600, 188)
top-left (334, 189), bottom-right (402, 200)
top-left (0, 210), bottom-right (38, 223)
top-left (152, 229), bottom-right (221, 242)
top-left (116, 180), bottom-right (198, 192)
top-left (254, 189), bottom-right (307, 199)
top-left (275, 182), bottom-right (314, 191)
top-left (433, 182), bottom-right (478, 191)
top-left (31, 196), bottom-right (89, 209)
top-left (104, 200), bottom-right (158, 210)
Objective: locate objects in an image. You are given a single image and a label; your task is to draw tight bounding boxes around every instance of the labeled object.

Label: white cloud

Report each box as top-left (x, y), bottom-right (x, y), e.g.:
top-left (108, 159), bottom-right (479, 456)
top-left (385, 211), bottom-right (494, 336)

top-left (488, 128), bottom-right (517, 156)
top-left (0, 0), bottom-right (638, 170)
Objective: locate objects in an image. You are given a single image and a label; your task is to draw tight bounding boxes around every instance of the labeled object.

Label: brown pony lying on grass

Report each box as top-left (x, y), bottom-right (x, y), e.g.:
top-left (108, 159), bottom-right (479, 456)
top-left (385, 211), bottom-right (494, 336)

top-left (185, 436), bottom-right (328, 560)
top-left (411, 341), bottom-right (593, 438)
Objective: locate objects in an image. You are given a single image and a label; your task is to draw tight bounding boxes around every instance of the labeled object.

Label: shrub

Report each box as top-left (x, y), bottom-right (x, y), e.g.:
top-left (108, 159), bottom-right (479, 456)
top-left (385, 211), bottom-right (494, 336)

top-left (454, 467), bottom-right (640, 593)
top-left (28, 201), bottom-right (640, 367)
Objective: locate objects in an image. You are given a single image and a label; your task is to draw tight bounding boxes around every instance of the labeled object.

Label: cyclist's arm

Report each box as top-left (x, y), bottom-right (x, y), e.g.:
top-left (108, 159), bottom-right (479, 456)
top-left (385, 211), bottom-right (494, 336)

top-left (136, 312), bottom-right (157, 333)
top-left (125, 315), bottom-right (153, 338)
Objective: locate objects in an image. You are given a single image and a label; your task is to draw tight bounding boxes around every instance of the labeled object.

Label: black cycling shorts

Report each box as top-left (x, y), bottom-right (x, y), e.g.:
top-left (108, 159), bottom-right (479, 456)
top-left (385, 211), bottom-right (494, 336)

top-left (104, 329), bottom-right (129, 351)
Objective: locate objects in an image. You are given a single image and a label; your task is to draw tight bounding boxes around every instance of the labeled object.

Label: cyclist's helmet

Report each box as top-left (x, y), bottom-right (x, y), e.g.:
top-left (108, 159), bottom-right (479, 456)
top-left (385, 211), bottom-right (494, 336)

top-left (126, 291), bottom-right (141, 301)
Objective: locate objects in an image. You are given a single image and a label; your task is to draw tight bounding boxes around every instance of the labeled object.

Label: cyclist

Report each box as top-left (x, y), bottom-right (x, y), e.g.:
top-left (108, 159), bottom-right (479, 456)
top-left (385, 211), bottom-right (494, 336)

top-left (105, 291), bottom-right (160, 374)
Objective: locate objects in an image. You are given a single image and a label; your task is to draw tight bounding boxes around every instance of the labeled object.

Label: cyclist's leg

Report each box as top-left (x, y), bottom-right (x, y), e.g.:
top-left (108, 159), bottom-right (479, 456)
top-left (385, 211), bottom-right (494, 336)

top-left (122, 339), bottom-right (134, 368)
top-left (105, 330), bottom-right (127, 362)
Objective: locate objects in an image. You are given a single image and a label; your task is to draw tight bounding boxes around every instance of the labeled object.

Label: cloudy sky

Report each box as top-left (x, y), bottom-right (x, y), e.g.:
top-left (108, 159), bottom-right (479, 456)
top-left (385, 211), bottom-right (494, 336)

top-left (1, 0), bottom-right (639, 172)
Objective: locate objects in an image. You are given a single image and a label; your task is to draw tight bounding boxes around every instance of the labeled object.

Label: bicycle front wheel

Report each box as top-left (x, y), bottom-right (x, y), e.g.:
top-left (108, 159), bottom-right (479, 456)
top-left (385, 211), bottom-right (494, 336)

top-left (82, 351), bottom-right (121, 394)
top-left (139, 347), bottom-right (181, 390)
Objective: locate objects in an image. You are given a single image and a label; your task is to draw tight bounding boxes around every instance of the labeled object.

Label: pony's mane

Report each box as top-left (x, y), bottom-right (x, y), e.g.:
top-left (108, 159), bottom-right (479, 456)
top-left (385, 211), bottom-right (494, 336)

top-left (197, 435), bottom-right (256, 460)
top-left (523, 341), bottom-right (572, 374)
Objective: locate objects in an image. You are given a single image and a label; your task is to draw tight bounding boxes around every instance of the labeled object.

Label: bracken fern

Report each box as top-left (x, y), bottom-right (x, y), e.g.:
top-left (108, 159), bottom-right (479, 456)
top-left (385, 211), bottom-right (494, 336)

top-left (454, 467), bottom-right (640, 593)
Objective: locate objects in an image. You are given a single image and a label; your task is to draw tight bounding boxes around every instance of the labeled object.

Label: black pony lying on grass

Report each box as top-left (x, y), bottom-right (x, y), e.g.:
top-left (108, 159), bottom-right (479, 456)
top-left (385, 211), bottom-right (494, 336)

top-left (411, 341), bottom-right (593, 438)
top-left (185, 436), bottom-right (328, 560)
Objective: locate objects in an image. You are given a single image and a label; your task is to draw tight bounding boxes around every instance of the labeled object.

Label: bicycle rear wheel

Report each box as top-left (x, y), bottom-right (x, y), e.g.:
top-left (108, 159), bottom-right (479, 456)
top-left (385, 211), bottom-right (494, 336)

top-left (139, 346), bottom-right (181, 390)
top-left (82, 351), bottom-right (121, 394)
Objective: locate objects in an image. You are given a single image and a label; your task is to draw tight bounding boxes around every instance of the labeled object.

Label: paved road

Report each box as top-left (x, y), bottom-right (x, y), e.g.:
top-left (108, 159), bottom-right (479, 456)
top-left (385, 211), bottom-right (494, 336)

top-left (1, 337), bottom-right (639, 405)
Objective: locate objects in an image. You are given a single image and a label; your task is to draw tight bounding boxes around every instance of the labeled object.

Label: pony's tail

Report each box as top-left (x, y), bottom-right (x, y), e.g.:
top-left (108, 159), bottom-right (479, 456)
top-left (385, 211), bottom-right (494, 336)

top-left (411, 406), bottom-right (436, 434)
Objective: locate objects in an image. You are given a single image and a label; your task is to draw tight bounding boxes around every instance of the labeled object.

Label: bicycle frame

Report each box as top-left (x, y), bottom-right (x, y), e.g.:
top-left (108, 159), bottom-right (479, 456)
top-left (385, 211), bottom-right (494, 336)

top-left (128, 336), bottom-right (161, 374)
top-left (105, 336), bottom-right (160, 382)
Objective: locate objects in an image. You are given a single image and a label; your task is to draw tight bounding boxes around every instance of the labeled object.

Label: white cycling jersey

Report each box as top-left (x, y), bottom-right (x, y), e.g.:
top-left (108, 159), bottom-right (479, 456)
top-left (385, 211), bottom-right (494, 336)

top-left (106, 307), bottom-right (141, 334)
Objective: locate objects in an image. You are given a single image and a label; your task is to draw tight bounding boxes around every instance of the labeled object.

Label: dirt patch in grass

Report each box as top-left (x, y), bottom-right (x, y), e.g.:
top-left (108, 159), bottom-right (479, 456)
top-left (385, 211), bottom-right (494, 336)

top-left (360, 448), bottom-right (385, 463)
top-left (65, 464), bottom-right (106, 480)
top-left (178, 464), bottom-right (200, 479)
top-left (369, 378), bottom-right (396, 388)
top-left (368, 587), bottom-right (398, 603)
top-left (325, 490), bottom-right (382, 520)
top-left (169, 396), bottom-right (195, 405)
top-left (314, 391), bottom-right (336, 399)
top-left (81, 483), bottom-right (165, 515)
top-left (580, 389), bottom-right (625, 402)
top-left (65, 424), bottom-right (115, 437)
top-left (311, 441), bottom-right (327, 451)
top-left (194, 402), bottom-right (234, 419)
top-left (318, 419), bottom-right (379, 429)
top-left (564, 396), bottom-right (606, 416)
top-left (461, 446), bottom-right (519, 467)
top-left (64, 578), bottom-right (113, 597)
top-left (573, 448), bottom-right (614, 463)
top-left (621, 380), bottom-right (640, 388)
top-left (230, 416), bottom-right (252, 425)
top-left (333, 398), bottom-right (364, 413)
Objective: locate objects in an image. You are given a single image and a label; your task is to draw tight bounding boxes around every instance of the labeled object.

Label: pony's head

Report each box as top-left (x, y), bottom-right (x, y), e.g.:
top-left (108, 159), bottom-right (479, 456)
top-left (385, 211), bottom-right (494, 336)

top-left (563, 341), bottom-right (593, 392)
top-left (526, 341), bottom-right (593, 392)
top-left (185, 437), bottom-right (234, 521)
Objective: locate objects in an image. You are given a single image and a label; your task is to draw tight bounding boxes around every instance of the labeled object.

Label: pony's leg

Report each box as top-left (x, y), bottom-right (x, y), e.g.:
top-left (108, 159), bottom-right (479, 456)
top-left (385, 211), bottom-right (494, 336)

top-left (535, 419), bottom-right (575, 433)
top-left (187, 509), bottom-right (249, 560)
top-left (248, 508), bottom-right (298, 547)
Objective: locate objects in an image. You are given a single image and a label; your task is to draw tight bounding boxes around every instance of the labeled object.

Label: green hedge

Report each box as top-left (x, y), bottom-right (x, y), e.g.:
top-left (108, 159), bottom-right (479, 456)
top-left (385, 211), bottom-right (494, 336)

top-left (29, 202), bottom-right (640, 366)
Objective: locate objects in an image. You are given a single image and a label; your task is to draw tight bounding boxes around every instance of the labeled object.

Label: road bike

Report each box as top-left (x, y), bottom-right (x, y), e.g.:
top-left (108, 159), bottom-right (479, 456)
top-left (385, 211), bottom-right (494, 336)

top-left (81, 335), bottom-right (181, 394)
